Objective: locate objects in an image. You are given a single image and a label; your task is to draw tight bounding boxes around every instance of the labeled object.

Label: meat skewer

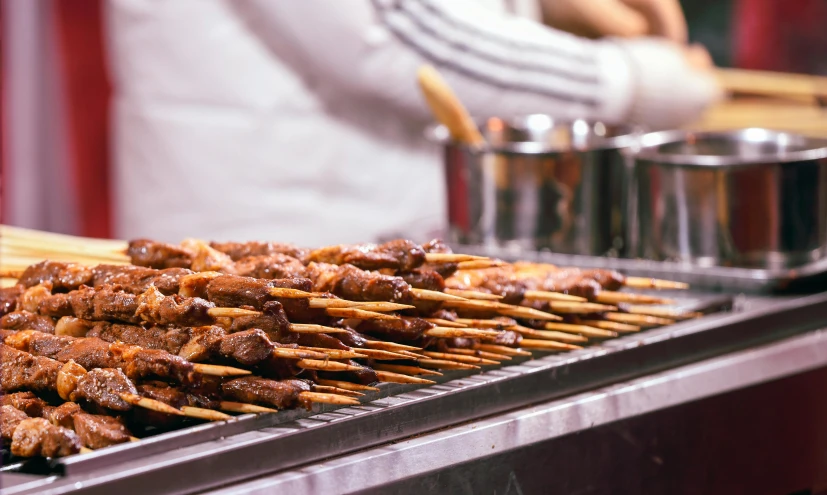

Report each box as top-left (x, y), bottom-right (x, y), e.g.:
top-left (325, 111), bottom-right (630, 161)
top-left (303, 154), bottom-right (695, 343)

top-left (0, 343), bottom-right (184, 417)
top-left (19, 283), bottom-right (353, 339)
top-left (1, 404), bottom-right (83, 458)
top-left (2, 392), bottom-right (137, 449)
top-left (0, 329), bottom-right (249, 383)
top-left (11, 261), bottom-right (412, 313)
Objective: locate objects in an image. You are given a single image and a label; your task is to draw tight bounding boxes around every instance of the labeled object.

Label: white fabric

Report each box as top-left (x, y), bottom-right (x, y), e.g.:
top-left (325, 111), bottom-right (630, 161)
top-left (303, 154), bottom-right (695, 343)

top-left (105, 0), bottom-right (719, 246)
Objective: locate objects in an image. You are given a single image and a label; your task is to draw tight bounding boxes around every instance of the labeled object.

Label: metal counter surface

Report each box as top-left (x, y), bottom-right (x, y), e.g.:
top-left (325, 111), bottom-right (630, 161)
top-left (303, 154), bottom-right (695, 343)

top-left (206, 328), bottom-right (827, 495)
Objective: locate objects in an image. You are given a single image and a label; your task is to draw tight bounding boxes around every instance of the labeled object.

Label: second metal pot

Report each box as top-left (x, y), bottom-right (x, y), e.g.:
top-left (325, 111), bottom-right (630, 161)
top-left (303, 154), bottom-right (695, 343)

top-left (629, 129), bottom-right (827, 268)
top-left (431, 115), bottom-right (637, 256)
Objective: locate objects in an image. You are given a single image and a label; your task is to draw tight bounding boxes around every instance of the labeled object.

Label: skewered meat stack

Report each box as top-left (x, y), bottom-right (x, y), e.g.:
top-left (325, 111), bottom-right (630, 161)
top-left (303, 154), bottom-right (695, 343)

top-left (0, 227), bottom-right (695, 461)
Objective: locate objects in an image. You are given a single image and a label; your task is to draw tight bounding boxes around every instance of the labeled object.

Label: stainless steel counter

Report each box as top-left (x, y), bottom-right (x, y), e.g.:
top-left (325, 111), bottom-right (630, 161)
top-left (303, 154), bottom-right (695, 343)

top-left (205, 328), bottom-right (827, 495)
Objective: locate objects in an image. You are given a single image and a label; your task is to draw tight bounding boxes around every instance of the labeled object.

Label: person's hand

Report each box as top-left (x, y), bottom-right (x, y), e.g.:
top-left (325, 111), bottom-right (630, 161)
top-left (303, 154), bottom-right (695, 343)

top-left (540, 0), bottom-right (687, 43)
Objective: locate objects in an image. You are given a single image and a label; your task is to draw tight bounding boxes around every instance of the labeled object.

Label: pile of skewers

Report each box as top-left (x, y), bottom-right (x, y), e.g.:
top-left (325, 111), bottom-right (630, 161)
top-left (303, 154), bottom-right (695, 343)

top-left (0, 225), bottom-right (696, 461)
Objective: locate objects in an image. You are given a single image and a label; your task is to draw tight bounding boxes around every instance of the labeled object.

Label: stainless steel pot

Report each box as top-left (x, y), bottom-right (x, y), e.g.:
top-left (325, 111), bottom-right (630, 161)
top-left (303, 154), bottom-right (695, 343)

top-left (629, 129), bottom-right (827, 268)
top-left (430, 115), bottom-right (638, 256)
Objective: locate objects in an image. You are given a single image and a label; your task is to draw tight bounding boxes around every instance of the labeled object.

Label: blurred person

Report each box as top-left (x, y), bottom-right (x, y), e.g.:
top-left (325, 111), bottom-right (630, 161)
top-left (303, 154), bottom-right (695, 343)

top-left (105, 0), bottom-right (720, 246)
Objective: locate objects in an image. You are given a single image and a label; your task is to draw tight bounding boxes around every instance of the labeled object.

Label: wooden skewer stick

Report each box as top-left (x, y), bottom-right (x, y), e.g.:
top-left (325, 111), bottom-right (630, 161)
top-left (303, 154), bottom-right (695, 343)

top-left (456, 260), bottom-right (505, 270)
top-left (219, 401), bottom-right (279, 414)
top-left (273, 347), bottom-right (329, 360)
top-left (424, 253), bottom-right (488, 263)
top-left (417, 359), bottom-right (479, 370)
top-left (375, 370), bottom-right (436, 385)
top-left (373, 364), bottom-right (443, 376)
top-left (80, 447), bottom-right (94, 454)
top-left (192, 363), bottom-right (252, 377)
top-left (522, 290), bottom-right (587, 303)
top-left (315, 379), bottom-right (379, 392)
top-left (308, 299), bottom-right (414, 312)
top-left (297, 359), bottom-right (365, 372)
top-left (422, 351), bottom-right (499, 365)
top-left (544, 302), bottom-right (617, 314)
top-left (301, 391), bottom-right (361, 406)
top-left (509, 326), bottom-right (588, 343)
top-left (443, 347), bottom-right (511, 361)
top-left (341, 348), bottom-right (411, 360)
top-left (313, 385), bottom-right (364, 397)
top-left (295, 347), bottom-right (367, 360)
top-left (119, 393), bottom-right (185, 416)
top-left (396, 350), bottom-right (426, 359)
top-left (604, 312), bottom-right (675, 327)
top-left (445, 300), bottom-right (561, 321)
top-left (423, 327), bottom-right (502, 339)
top-left (0, 236), bottom-right (129, 262)
top-left (422, 318), bottom-right (468, 328)
top-left (268, 287), bottom-right (318, 299)
top-left (289, 323), bottom-right (350, 334)
top-left (474, 344), bottom-right (532, 357)
top-left (444, 288), bottom-right (503, 301)
top-left (363, 340), bottom-right (422, 352)
top-left (129, 436), bottom-right (140, 442)
top-left (354, 301), bottom-right (416, 312)
top-left (581, 320), bottom-right (640, 332)
top-left (595, 291), bottom-right (675, 305)
top-left (498, 307), bottom-right (562, 321)
top-left (453, 317), bottom-right (516, 329)
top-left (410, 288), bottom-right (468, 302)
top-left (519, 339), bottom-right (583, 351)
top-left (544, 323), bottom-right (617, 338)
top-left (207, 307), bottom-right (260, 318)
top-left (180, 406), bottom-right (233, 422)
top-left (621, 305), bottom-right (703, 319)
top-left (325, 307), bottom-right (400, 321)
top-left (624, 277), bottom-right (689, 290)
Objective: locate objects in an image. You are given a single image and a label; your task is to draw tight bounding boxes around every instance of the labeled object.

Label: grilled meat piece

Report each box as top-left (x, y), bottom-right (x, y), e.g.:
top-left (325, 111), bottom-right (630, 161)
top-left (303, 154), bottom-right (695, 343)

top-left (229, 254), bottom-right (308, 280)
top-left (307, 239), bottom-right (427, 272)
top-left (70, 411), bottom-right (132, 449)
top-left (0, 311), bottom-right (56, 333)
top-left (135, 286), bottom-right (215, 327)
top-left (1, 405), bottom-right (30, 441)
top-left (218, 329), bottom-right (281, 366)
top-left (209, 241), bottom-right (310, 263)
top-left (307, 263), bottom-right (413, 303)
top-left (225, 301), bottom-right (293, 340)
top-left (0, 392), bottom-right (47, 417)
top-left (10, 416), bottom-right (81, 458)
top-left (221, 377), bottom-right (312, 410)
top-left (18, 261), bottom-right (93, 292)
top-left (357, 317), bottom-right (434, 344)
top-left (128, 239), bottom-right (193, 269)
top-left (397, 269), bottom-right (445, 292)
top-left (0, 285), bottom-right (24, 317)
top-left (72, 368), bottom-right (137, 411)
top-left (137, 383), bottom-right (219, 410)
top-left (0, 343), bottom-right (62, 394)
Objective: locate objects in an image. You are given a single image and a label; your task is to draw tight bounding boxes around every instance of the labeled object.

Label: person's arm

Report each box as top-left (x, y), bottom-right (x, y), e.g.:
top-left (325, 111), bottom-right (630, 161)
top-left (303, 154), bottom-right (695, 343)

top-left (229, 0), bottom-right (719, 129)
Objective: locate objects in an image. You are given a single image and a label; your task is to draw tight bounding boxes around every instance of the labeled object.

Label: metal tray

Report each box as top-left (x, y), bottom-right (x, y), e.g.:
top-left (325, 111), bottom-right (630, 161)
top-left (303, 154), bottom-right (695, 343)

top-left (5, 289), bottom-right (827, 495)
top-left (454, 244), bottom-right (827, 294)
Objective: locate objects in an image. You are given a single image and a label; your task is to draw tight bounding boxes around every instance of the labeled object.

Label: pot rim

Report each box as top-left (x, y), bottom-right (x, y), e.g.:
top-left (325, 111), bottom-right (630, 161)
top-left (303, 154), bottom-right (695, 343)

top-left (630, 128), bottom-right (827, 167)
top-left (424, 115), bottom-right (641, 155)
